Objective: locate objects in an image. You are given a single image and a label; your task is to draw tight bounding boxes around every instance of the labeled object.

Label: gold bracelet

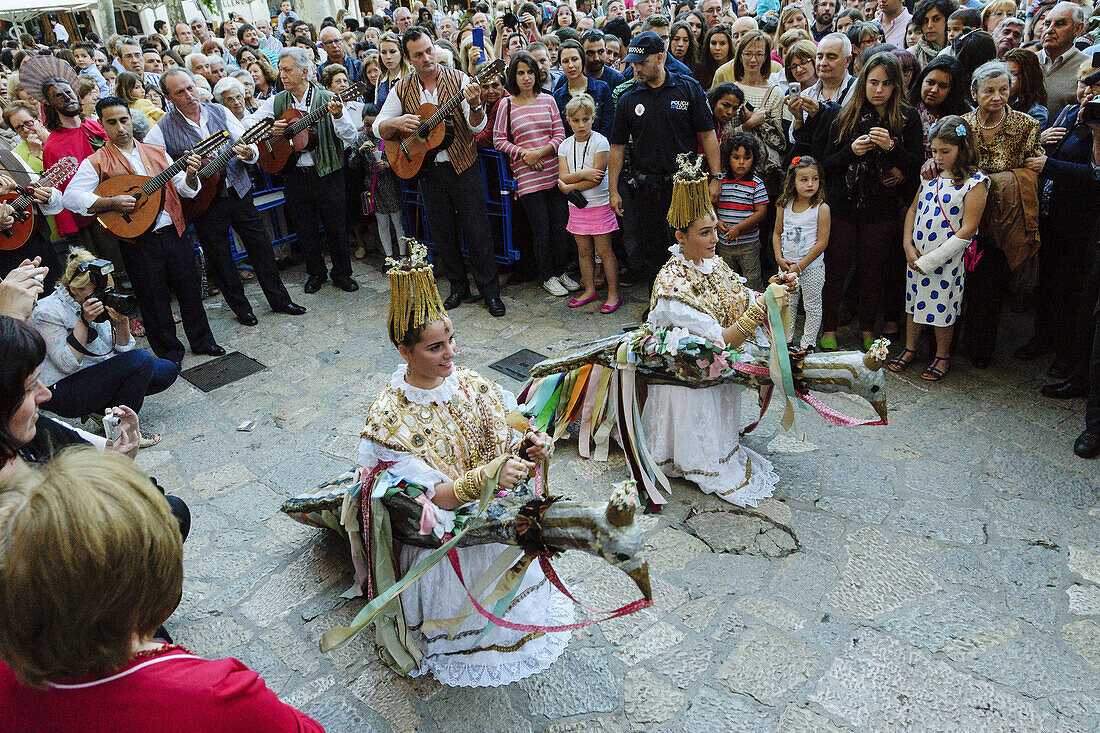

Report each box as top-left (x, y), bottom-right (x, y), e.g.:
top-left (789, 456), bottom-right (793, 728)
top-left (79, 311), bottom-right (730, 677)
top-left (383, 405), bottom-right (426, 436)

top-left (453, 468), bottom-right (484, 503)
top-left (734, 300), bottom-right (767, 337)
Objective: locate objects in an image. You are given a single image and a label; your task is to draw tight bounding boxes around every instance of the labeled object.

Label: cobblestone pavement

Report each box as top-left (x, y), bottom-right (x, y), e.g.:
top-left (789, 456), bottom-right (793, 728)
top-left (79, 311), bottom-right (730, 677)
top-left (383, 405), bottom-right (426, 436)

top-left (131, 258), bottom-right (1099, 732)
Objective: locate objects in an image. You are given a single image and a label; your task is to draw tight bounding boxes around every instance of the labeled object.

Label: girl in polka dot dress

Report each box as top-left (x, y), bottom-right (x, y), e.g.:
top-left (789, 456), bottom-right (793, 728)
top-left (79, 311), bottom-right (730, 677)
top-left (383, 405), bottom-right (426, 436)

top-left (892, 116), bottom-right (988, 381)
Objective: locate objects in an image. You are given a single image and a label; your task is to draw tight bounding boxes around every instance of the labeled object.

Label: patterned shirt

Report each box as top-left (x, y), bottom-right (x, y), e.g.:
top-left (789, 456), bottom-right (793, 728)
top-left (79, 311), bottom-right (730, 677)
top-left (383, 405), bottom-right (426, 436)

top-left (716, 174), bottom-right (769, 248)
top-left (963, 108), bottom-right (1041, 174)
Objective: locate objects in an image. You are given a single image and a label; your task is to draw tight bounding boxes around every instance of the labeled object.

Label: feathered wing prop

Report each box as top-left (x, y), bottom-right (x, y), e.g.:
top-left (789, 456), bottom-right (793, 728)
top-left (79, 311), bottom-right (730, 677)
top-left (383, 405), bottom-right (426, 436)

top-left (517, 326), bottom-right (889, 509)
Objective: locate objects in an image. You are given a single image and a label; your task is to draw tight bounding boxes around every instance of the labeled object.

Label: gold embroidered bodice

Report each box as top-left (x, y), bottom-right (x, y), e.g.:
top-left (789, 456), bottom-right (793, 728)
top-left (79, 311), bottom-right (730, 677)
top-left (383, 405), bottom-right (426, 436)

top-left (361, 368), bottom-right (512, 480)
top-left (649, 254), bottom-right (753, 329)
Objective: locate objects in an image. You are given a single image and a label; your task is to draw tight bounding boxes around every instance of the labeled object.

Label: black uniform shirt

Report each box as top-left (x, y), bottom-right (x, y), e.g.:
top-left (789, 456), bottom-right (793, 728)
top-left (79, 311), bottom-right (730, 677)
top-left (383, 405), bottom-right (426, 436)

top-left (609, 70), bottom-right (714, 175)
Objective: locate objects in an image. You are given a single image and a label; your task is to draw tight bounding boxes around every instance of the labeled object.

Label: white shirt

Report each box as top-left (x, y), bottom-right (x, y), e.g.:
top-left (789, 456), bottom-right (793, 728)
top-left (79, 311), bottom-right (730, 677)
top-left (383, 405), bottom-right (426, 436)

top-left (372, 69), bottom-right (486, 164)
top-left (559, 132), bottom-right (611, 206)
top-left (243, 85), bottom-right (359, 167)
top-left (54, 22), bottom-right (69, 43)
top-left (63, 143), bottom-right (199, 232)
top-left (5, 152), bottom-right (64, 215)
top-left (145, 104), bottom-right (260, 168)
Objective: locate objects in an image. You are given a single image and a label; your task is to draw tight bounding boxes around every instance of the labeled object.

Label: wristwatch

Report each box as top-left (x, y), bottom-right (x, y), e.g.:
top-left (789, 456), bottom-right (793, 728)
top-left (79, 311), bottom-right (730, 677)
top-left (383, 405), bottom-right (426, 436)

top-left (470, 103), bottom-right (483, 112)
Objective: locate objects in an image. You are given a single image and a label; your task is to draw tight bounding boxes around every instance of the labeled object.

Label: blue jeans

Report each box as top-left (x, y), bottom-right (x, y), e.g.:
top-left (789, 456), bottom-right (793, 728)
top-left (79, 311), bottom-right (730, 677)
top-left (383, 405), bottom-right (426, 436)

top-left (43, 349), bottom-right (179, 417)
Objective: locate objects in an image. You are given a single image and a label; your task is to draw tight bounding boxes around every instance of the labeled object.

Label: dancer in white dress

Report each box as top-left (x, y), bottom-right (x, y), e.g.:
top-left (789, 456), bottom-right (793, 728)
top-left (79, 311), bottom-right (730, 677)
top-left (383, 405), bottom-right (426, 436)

top-left (642, 157), bottom-right (799, 507)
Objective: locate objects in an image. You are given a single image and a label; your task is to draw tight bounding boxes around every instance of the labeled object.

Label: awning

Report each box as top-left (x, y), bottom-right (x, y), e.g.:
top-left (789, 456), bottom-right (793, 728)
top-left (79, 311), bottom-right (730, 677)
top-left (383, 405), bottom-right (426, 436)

top-left (0, 0), bottom-right (96, 24)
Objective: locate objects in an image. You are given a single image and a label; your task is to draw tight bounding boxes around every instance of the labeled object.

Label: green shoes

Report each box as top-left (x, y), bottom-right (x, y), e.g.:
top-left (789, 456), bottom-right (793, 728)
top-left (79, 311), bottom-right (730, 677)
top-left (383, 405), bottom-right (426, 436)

top-left (819, 335), bottom-right (838, 351)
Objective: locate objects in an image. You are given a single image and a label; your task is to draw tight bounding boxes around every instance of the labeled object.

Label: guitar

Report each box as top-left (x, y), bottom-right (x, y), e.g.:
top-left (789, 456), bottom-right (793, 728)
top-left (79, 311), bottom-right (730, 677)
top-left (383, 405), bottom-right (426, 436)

top-left (256, 82), bottom-right (370, 174)
top-left (0, 156), bottom-right (78, 251)
top-left (181, 118), bottom-right (275, 220)
top-left (385, 59), bottom-right (505, 180)
top-left (95, 131), bottom-right (228, 240)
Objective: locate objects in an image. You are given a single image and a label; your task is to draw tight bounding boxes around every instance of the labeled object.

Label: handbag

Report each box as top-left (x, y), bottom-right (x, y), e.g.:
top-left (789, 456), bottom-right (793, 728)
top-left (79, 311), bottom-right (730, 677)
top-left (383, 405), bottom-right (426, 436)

top-left (932, 176), bottom-right (981, 272)
top-left (566, 189), bottom-right (589, 208)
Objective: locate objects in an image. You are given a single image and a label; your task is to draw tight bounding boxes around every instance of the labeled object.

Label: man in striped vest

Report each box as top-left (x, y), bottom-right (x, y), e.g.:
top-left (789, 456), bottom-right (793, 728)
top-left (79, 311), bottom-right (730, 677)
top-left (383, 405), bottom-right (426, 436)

top-left (244, 47), bottom-right (360, 295)
top-left (375, 27), bottom-right (504, 317)
top-left (147, 68), bottom-right (305, 326)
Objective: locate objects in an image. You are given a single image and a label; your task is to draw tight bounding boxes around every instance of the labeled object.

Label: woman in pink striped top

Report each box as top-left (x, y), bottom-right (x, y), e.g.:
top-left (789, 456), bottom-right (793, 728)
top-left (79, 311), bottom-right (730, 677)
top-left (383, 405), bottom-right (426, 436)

top-left (494, 51), bottom-right (578, 296)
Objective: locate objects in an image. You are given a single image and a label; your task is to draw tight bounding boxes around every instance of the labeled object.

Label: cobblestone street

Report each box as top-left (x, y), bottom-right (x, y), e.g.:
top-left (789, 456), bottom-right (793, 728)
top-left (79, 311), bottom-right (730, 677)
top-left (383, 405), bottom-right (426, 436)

top-left (132, 258), bottom-right (1100, 732)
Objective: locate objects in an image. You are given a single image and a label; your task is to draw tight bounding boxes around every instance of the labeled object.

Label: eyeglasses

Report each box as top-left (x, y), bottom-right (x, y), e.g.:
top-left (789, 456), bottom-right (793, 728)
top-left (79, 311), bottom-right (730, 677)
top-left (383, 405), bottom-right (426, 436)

top-left (741, 51), bottom-right (766, 59)
top-left (10, 120), bottom-right (35, 134)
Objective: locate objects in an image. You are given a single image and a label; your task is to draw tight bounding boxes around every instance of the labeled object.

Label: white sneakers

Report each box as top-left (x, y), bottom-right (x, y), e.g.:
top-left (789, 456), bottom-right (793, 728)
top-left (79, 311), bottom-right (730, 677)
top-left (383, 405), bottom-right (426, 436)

top-left (558, 273), bottom-right (581, 291)
top-left (543, 277), bottom-right (569, 296)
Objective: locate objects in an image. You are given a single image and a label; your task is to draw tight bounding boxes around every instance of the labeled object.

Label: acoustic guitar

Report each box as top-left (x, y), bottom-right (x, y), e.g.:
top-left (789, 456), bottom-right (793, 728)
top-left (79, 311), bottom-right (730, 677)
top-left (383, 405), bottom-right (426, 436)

top-left (95, 131), bottom-right (228, 240)
top-left (0, 156), bottom-right (78, 251)
top-left (181, 118), bottom-right (275, 220)
top-left (385, 59), bottom-right (505, 180)
top-left (256, 82), bottom-right (370, 175)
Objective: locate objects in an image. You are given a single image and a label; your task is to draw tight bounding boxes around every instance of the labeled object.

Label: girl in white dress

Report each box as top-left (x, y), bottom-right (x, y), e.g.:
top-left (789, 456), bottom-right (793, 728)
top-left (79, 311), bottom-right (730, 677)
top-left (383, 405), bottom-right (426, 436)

top-left (772, 156), bottom-right (830, 350)
top-left (893, 116), bottom-right (988, 381)
top-left (643, 159), bottom-right (799, 507)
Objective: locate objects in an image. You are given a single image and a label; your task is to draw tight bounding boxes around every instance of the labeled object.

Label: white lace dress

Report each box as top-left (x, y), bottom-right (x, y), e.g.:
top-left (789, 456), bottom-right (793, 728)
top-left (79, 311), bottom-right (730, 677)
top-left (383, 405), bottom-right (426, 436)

top-left (357, 367), bottom-right (574, 687)
top-left (642, 255), bottom-right (780, 508)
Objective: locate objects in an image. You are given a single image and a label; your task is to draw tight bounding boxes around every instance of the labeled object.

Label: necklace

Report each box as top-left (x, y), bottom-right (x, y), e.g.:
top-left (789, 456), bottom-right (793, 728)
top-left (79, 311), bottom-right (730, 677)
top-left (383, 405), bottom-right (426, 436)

top-left (977, 108), bottom-right (1005, 130)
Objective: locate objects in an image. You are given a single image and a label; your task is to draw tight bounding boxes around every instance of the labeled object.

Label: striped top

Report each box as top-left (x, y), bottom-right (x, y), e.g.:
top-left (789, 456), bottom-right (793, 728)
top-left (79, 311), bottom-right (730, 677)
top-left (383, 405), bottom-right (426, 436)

top-left (716, 174), bottom-right (769, 248)
top-left (493, 93), bottom-right (565, 197)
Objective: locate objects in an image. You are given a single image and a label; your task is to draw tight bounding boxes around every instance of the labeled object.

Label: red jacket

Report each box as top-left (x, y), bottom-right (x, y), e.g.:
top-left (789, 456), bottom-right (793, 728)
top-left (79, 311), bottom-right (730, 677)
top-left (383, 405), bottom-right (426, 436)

top-left (0, 648), bottom-right (324, 732)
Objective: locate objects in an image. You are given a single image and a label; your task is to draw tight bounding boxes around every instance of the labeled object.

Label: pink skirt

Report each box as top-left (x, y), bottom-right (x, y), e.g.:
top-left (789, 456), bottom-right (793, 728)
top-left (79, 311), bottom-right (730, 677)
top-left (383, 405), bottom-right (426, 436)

top-left (567, 203), bottom-right (619, 236)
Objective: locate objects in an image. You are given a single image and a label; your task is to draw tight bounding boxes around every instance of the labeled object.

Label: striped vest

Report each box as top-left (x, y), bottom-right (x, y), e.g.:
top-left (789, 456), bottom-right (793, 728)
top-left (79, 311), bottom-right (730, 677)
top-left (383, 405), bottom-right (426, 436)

top-left (395, 68), bottom-right (476, 174)
top-left (157, 104), bottom-right (252, 200)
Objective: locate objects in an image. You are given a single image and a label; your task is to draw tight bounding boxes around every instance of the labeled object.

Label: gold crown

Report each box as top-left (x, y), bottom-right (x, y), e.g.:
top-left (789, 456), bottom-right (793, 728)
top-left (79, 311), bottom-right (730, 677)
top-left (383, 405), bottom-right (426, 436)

top-left (386, 239), bottom-right (447, 345)
top-left (666, 153), bottom-right (713, 231)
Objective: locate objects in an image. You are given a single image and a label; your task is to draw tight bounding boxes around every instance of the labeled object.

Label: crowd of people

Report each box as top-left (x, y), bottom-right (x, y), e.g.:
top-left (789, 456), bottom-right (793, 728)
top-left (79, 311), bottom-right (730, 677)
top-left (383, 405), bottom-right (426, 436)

top-left (0, 0), bottom-right (1099, 725)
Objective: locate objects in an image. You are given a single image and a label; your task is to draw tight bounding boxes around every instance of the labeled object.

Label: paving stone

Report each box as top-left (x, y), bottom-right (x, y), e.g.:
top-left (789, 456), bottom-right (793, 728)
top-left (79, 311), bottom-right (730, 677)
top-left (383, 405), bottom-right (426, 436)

top-left (717, 625), bottom-right (823, 706)
top-left (885, 498), bottom-right (988, 545)
top-left (420, 685), bottom-right (534, 733)
top-left (300, 695), bottom-right (377, 732)
top-left (826, 527), bottom-right (940, 620)
top-left (1067, 583), bottom-right (1100, 616)
top-left (348, 666), bottom-right (421, 733)
top-left (521, 647), bottom-right (622, 719)
top-left (993, 545), bottom-right (1068, 632)
top-left (731, 595), bottom-right (806, 632)
top-left (174, 613), bottom-right (254, 657)
top-left (650, 636), bottom-right (715, 689)
top-left (684, 509), bottom-right (798, 557)
top-left (776, 705), bottom-right (855, 733)
top-left (654, 686), bottom-right (771, 733)
top-left (545, 716), bottom-right (626, 733)
top-left (190, 461), bottom-right (258, 498)
top-left (1068, 545), bottom-right (1100, 585)
top-left (816, 494), bottom-right (893, 525)
top-left (967, 632), bottom-right (1097, 699)
top-left (811, 629), bottom-right (1079, 732)
top-left (677, 552), bottom-right (771, 598)
top-left (769, 553), bottom-right (838, 609)
top-left (926, 546), bottom-right (1000, 590)
top-left (1062, 620), bottom-right (1100, 668)
top-left (879, 591), bottom-right (1020, 662)
top-left (614, 620), bottom-right (684, 667)
top-left (643, 526), bottom-right (710, 572)
top-left (678, 595), bottom-right (723, 633)
top-left (623, 669), bottom-right (686, 731)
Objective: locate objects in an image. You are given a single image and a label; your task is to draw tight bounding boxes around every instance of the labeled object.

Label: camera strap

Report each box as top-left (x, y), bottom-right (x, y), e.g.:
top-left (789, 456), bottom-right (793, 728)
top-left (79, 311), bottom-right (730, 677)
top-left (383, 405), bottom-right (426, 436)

top-left (66, 315), bottom-right (113, 358)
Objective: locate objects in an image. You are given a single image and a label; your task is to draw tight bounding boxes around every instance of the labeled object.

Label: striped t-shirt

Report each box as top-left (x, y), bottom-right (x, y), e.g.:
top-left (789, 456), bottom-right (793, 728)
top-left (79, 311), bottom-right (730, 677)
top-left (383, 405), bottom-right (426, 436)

top-left (716, 174), bottom-right (769, 248)
top-left (492, 93), bottom-right (565, 197)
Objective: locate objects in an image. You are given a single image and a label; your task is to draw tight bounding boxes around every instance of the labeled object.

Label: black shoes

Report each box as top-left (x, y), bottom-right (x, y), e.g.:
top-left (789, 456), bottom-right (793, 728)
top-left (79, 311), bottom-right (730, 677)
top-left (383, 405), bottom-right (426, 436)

top-left (304, 275), bottom-right (327, 293)
top-left (486, 297), bottom-right (506, 317)
top-left (275, 303), bottom-right (307, 315)
top-left (1014, 338), bottom-right (1052, 360)
top-left (1075, 430), bottom-right (1100, 459)
top-left (196, 345), bottom-right (226, 357)
top-left (238, 312), bottom-right (258, 326)
top-left (444, 290), bottom-right (470, 310)
top-left (333, 276), bottom-right (359, 292)
top-left (972, 356), bottom-right (991, 369)
top-left (1041, 380), bottom-right (1089, 399)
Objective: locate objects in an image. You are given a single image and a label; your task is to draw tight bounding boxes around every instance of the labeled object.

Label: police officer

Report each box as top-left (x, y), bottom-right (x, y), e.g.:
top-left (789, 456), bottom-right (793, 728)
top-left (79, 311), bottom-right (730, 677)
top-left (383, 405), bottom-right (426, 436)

top-left (608, 31), bottom-right (722, 286)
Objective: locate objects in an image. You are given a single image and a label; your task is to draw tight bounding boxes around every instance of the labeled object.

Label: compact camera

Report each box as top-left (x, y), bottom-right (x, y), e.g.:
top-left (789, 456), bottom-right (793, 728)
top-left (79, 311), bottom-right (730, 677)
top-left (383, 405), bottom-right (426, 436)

top-left (77, 259), bottom-right (138, 322)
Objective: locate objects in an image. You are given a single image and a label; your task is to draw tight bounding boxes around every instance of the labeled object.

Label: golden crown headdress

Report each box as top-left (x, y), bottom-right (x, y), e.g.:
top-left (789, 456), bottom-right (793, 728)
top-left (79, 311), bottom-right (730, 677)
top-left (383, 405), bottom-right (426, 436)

top-left (387, 239), bottom-right (447, 345)
top-left (666, 153), bottom-right (714, 230)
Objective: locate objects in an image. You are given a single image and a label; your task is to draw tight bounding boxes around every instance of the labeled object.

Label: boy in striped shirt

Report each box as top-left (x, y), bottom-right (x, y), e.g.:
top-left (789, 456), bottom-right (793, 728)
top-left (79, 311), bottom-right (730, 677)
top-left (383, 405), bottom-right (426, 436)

top-left (715, 132), bottom-right (769, 290)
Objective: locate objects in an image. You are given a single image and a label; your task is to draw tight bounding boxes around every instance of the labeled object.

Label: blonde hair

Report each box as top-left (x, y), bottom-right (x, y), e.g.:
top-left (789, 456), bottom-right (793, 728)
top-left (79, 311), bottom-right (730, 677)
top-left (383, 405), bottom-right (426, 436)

top-left (1077, 57), bottom-right (1100, 79)
top-left (777, 5), bottom-right (810, 41)
top-left (0, 448), bottom-right (183, 688)
top-left (565, 92), bottom-right (596, 118)
top-left (61, 247), bottom-right (99, 290)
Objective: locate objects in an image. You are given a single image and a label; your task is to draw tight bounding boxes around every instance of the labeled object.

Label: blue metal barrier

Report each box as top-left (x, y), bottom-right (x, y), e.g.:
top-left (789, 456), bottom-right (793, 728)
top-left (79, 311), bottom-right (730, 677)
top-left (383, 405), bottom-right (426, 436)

top-left (398, 149), bottom-right (521, 265)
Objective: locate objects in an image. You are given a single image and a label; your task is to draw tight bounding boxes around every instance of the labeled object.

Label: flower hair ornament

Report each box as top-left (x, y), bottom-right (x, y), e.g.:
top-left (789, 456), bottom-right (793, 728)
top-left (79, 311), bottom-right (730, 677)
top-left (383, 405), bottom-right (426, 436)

top-left (666, 153), bottom-right (714, 230)
top-left (955, 123), bottom-right (967, 137)
top-left (386, 238), bottom-right (447, 345)
top-left (791, 156), bottom-right (802, 165)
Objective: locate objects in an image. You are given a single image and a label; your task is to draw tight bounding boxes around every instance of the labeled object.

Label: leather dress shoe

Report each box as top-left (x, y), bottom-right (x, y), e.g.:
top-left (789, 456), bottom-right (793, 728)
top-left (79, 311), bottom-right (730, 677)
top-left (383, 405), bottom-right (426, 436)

top-left (275, 302), bottom-right (307, 315)
top-left (444, 291), bottom-right (471, 310)
top-left (237, 312), bottom-right (258, 326)
top-left (1014, 338), bottom-right (1052, 360)
top-left (304, 275), bottom-right (327, 293)
top-left (485, 297), bottom-right (506, 317)
top-left (1074, 430), bottom-right (1100, 459)
top-left (195, 345), bottom-right (226, 357)
top-left (1041, 380), bottom-right (1089, 399)
top-left (972, 356), bottom-right (991, 369)
top-left (333, 276), bottom-right (360, 292)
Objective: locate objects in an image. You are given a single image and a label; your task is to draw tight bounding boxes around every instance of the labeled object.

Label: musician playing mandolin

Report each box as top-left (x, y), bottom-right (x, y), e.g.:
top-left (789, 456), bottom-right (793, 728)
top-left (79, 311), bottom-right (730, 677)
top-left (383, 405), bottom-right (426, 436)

top-left (0, 147), bottom-right (64, 292)
top-left (374, 27), bottom-right (505, 317)
top-left (62, 97), bottom-right (224, 367)
top-left (146, 68), bottom-right (305, 326)
top-left (243, 47), bottom-right (360, 295)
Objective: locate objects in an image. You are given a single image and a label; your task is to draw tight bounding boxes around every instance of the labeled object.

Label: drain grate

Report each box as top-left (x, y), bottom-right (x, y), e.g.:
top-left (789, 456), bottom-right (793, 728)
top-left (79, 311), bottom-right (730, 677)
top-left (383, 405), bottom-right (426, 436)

top-left (180, 351), bottom-right (266, 392)
top-left (488, 349), bottom-right (547, 381)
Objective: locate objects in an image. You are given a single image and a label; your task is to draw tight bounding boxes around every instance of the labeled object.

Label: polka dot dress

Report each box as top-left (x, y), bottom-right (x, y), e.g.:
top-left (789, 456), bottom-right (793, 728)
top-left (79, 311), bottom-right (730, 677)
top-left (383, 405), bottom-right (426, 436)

top-left (906, 172), bottom-right (987, 327)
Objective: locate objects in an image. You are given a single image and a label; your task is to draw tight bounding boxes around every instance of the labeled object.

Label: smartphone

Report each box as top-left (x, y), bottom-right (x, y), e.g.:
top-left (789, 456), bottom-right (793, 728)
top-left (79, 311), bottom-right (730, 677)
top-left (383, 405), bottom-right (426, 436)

top-left (742, 101), bottom-right (754, 113)
top-left (473, 26), bottom-right (485, 64)
top-left (104, 414), bottom-right (122, 443)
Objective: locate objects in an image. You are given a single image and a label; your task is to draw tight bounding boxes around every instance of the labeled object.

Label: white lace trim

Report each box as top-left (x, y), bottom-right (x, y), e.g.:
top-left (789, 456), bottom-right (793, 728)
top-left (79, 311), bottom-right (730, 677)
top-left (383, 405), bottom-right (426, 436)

top-left (409, 589), bottom-right (575, 688)
top-left (667, 244), bottom-right (717, 275)
top-left (390, 364), bottom-right (461, 405)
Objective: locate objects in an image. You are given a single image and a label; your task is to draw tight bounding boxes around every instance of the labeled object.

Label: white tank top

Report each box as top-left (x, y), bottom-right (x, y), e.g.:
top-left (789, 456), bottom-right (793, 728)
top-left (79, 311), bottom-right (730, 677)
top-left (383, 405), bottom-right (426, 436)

top-left (781, 202), bottom-right (823, 271)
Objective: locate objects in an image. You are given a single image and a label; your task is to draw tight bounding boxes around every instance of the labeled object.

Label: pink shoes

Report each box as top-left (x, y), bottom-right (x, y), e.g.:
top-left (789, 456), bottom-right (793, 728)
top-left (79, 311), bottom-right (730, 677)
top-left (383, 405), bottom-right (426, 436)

top-left (600, 298), bottom-right (622, 314)
top-left (569, 293), bottom-right (599, 308)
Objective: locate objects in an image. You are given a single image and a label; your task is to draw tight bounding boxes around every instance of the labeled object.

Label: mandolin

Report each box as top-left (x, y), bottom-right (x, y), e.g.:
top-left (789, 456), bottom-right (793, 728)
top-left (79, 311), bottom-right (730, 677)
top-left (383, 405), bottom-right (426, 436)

top-left (385, 59), bottom-right (505, 180)
top-left (256, 82), bottom-right (370, 174)
top-left (0, 156), bottom-right (78, 251)
top-left (181, 118), bottom-right (275, 220)
top-left (95, 131), bottom-right (228, 240)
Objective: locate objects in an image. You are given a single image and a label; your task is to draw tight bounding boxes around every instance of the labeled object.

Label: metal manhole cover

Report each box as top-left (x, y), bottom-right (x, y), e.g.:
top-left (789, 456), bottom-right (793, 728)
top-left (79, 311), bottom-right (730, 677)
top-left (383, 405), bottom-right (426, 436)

top-left (488, 349), bottom-right (548, 381)
top-left (180, 351), bottom-right (266, 392)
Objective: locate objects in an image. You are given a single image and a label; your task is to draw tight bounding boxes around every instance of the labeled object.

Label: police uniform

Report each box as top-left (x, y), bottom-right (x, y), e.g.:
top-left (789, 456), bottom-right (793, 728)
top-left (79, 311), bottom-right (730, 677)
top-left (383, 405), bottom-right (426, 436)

top-left (610, 34), bottom-right (714, 281)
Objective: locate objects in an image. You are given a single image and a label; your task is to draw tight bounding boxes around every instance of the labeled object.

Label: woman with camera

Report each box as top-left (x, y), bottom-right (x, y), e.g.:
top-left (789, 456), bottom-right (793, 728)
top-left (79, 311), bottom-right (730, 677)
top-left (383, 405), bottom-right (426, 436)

top-left (27, 249), bottom-right (177, 445)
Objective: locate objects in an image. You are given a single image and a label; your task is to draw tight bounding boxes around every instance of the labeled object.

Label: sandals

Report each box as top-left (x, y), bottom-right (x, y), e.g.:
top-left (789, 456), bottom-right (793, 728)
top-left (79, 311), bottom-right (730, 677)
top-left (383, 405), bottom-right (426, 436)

top-left (139, 431), bottom-right (163, 449)
top-left (922, 356), bottom-right (951, 381)
top-left (887, 348), bottom-right (919, 373)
